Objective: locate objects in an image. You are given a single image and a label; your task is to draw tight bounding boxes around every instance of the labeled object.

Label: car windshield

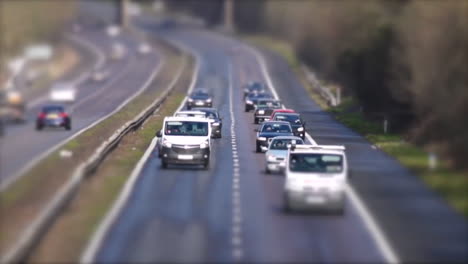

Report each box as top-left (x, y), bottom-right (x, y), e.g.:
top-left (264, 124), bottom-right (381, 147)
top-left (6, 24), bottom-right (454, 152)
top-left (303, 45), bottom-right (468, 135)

top-left (257, 101), bottom-right (281, 108)
top-left (275, 114), bottom-right (302, 124)
top-left (261, 123), bottom-right (292, 133)
top-left (270, 138), bottom-right (304, 150)
top-left (43, 106), bottom-right (64, 113)
top-left (165, 121), bottom-right (209, 136)
top-left (289, 153), bottom-right (343, 173)
top-left (191, 92), bottom-right (209, 99)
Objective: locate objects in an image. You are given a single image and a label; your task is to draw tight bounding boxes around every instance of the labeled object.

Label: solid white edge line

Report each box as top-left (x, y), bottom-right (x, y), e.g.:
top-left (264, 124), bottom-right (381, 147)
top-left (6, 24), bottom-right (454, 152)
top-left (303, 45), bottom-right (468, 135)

top-left (80, 45), bottom-right (200, 263)
top-left (0, 40), bottom-right (163, 192)
top-left (247, 45), bottom-right (400, 264)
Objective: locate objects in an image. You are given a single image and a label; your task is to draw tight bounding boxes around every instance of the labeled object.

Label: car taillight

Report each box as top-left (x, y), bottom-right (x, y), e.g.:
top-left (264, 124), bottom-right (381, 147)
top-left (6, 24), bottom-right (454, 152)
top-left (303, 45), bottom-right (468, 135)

top-left (38, 112), bottom-right (46, 119)
top-left (59, 113), bottom-right (68, 118)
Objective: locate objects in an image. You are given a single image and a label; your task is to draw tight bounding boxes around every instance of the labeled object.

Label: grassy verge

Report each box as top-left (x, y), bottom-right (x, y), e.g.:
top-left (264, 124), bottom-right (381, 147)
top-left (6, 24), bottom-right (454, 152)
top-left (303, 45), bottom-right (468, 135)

top-left (29, 91), bottom-right (188, 262)
top-left (243, 34), bottom-right (468, 217)
top-left (28, 53), bottom-right (194, 262)
top-left (0, 36), bottom-right (188, 256)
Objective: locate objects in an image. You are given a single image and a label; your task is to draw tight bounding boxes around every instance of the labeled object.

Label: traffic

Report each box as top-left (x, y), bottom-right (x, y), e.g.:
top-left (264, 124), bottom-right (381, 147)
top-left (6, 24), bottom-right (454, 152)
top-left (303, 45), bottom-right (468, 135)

top-left (155, 82), bottom-right (348, 214)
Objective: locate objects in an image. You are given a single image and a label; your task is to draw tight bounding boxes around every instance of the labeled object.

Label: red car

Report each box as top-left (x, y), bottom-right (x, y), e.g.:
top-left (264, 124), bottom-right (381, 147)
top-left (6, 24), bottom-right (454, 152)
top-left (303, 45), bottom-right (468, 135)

top-left (269, 109), bottom-right (296, 120)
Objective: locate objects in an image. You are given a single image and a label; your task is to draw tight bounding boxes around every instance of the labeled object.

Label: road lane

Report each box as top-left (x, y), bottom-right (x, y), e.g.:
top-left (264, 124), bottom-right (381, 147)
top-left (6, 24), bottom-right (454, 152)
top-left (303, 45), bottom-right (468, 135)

top-left (93, 26), bottom-right (386, 263)
top-left (0, 28), bottom-right (163, 189)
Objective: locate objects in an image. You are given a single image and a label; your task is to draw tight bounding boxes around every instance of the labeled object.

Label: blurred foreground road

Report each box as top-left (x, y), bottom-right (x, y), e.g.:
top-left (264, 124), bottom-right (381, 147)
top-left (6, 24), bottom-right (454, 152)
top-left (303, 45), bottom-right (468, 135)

top-left (91, 17), bottom-right (468, 263)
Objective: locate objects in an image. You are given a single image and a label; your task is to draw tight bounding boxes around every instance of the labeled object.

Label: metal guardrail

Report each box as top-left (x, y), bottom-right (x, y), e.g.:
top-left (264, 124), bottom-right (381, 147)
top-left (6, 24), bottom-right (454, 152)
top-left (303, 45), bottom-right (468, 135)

top-left (301, 65), bottom-right (340, 107)
top-left (1, 43), bottom-right (191, 264)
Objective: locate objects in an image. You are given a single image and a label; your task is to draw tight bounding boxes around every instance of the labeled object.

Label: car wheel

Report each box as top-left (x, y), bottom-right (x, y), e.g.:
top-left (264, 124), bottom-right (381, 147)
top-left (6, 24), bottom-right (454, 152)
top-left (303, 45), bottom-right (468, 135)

top-left (65, 123), bottom-right (71, 130)
top-left (265, 167), bottom-right (271, 174)
top-left (245, 106), bottom-right (249, 112)
top-left (256, 144), bottom-right (261, 153)
top-left (36, 124), bottom-right (43, 131)
top-left (254, 118), bottom-right (258, 124)
top-left (203, 160), bottom-right (209, 169)
top-left (161, 161), bottom-right (168, 169)
top-left (187, 106), bottom-right (191, 110)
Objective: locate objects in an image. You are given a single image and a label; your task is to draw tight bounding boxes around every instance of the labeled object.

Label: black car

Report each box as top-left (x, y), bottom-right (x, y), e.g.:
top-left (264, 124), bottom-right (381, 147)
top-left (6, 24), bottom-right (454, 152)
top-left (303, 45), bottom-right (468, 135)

top-left (196, 108), bottom-right (223, 138)
top-left (243, 81), bottom-right (266, 98)
top-left (186, 90), bottom-right (212, 110)
top-left (36, 105), bottom-right (71, 131)
top-left (253, 99), bottom-right (282, 124)
top-left (273, 113), bottom-right (306, 139)
top-left (255, 121), bottom-right (293, 152)
top-left (244, 92), bottom-right (273, 112)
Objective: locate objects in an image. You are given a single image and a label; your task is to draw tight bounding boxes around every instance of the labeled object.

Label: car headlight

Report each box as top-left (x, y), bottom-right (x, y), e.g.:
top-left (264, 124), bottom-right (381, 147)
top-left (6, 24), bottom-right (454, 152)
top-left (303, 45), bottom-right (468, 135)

top-left (162, 140), bottom-right (172, 148)
top-left (285, 178), bottom-right (302, 192)
top-left (206, 98), bottom-right (212, 103)
top-left (212, 122), bottom-right (220, 126)
top-left (257, 137), bottom-right (267, 141)
top-left (200, 140), bottom-right (209, 149)
top-left (297, 127), bottom-right (304, 132)
top-left (258, 110), bottom-right (265, 115)
top-left (246, 100), bottom-right (253, 104)
top-left (267, 155), bottom-right (277, 162)
top-left (188, 98), bottom-right (193, 102)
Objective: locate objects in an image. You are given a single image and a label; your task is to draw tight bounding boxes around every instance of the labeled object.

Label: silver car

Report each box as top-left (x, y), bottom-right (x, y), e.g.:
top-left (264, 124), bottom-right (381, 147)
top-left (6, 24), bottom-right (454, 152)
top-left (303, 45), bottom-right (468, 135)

top-left (265, 136), bottom-right (304, 174)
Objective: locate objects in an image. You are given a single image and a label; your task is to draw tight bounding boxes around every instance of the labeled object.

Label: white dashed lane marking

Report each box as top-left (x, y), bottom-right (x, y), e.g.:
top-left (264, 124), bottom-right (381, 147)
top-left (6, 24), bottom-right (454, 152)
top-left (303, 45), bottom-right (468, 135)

top-left (228, 61), bottom-right (244, 261)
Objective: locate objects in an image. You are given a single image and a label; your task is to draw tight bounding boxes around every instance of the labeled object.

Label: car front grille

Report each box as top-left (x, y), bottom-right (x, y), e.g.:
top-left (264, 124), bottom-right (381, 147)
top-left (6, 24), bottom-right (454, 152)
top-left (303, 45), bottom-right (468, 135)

top-left (171, 144), bottom-right (201, 154)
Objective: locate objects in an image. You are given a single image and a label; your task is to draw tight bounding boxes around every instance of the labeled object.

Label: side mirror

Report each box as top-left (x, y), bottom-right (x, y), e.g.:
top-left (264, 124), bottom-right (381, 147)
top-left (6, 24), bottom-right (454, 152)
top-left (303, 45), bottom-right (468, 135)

top-left (156, 130), bottom-right (162, 137)
top-left (254, 128), bottom-right (259, 132)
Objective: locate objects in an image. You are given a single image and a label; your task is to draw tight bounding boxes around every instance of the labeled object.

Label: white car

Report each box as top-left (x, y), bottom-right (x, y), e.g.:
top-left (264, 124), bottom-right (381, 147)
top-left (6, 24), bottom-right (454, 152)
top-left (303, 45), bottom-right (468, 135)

top-left (283, 144), bottom-right (348, 214)
top-left (49, 82), bottom-right (76, 103)
top-left (173, 111), bottom-right (206, 118)
top-left (138, 43), bottom-right (151, 54)
top-left (156, 116), bottom-right (211, 169)
top-left (265, 136), bottom-right (304, 174)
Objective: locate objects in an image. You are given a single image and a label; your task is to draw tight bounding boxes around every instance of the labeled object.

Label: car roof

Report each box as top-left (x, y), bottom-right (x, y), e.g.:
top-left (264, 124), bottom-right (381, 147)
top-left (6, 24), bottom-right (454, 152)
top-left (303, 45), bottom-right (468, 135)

top-left (273, 109), bottom-right (295, 113)
top-left (42, 104), bottom-right (65, 109)
top-left (271, 136), bottom-right (304, 140)
top-left (261, 121), bottom-right (291, 125)
top-left (164, 116), bottom-right (209, 122)
top-left (275, 112), bottom-right (300, 117)
top-left (195, 108), bottom-right (218, 113)
top-left (290, 145), bottom-right (345, 155)
top-left (175, 110), bottom-right (205, 114)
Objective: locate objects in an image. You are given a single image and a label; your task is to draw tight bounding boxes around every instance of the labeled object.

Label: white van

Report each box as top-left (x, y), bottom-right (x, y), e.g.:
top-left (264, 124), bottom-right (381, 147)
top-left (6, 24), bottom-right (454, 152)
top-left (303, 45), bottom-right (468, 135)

top-left (283, 144), bottom-right (348, 214)
top-left (156, 116), bottom-right (211, 169)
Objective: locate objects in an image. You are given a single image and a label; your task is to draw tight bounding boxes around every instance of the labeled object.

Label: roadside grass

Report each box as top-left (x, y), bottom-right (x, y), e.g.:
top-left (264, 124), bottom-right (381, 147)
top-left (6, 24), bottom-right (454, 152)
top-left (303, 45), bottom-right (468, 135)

top-left (28, 57), bottom-right (193, 261)
top-left (29, 92), bottom-right (187, 262)
top-left (243, 34), bottom-right (468, 218)
top-left (0, 38), bottom-right (187, 256)
top-left (1, 1), bottom-right (75, 61)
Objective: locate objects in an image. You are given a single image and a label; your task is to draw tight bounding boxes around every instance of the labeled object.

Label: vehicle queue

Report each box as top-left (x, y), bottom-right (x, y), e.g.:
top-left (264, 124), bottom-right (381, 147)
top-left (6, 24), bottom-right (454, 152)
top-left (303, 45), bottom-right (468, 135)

top-left (155, 81), bottom-right (349, 215)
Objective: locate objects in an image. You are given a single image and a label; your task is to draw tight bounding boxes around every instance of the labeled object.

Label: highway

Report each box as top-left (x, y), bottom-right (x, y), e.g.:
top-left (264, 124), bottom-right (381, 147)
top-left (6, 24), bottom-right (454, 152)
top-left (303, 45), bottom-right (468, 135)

top-left (0, 23), bottom-right (162, 190)
top-left (87, 19), bottom-right (466, 263)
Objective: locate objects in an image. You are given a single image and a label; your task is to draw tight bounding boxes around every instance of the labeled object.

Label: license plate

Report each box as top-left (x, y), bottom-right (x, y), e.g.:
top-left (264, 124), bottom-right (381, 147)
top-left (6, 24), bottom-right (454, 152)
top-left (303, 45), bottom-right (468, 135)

top-left (47, 114), bottom-right (58, 119)
top-left (195, 101), bottom-right (204, 105)
top-left (306, 196), bottom-right (325, 204)
top-left (178, 155), bottom-right (193, 160)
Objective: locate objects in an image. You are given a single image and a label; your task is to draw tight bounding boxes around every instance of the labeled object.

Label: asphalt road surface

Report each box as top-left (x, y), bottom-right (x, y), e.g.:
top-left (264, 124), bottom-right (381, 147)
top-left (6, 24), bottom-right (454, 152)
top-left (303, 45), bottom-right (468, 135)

top-left (0, 25), bottom-right (162, 189)
top-left (90, 19), bottom-right (468, 263)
